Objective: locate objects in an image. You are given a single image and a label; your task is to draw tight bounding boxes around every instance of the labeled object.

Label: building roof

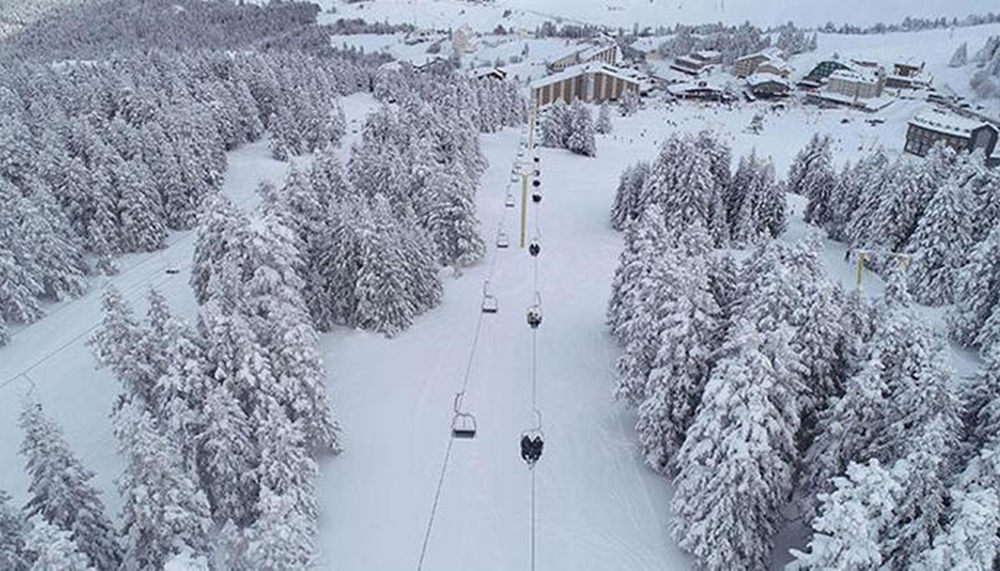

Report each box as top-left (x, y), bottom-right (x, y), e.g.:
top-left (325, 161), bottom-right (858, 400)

top-left (667, 80), bottom-right (726, 96)
top-left (736, 47), bottom-right (784, 64)
top-left (472, 67), bottom-right (507, 80)
top-left (578, 43), bottom-right (616, 61)
top-left (530, 62), bottom-right (640, 90)
top-left (829, 68), bottom-right (880, 85)
top-left (694, 49), bottom-right (721, 60)
top-left (746, 73), bottom-right (791, 88)
top-left (673, 55), bottom-right (704, 69)
top-left (910, 108), bottom-right (996, 138)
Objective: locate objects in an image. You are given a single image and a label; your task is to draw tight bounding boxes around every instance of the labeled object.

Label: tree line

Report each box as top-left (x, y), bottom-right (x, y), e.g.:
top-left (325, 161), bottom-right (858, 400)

top-left (0, 48), bottom-right (377, 346)
top-left (609, 208), bottom-right (999, 568)
top-left (791, 135), bottom-right (1000, 358)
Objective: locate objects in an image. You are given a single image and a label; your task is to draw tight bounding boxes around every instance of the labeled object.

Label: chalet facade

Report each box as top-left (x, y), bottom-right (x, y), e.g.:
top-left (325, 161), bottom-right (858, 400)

top-left (531, 63), bottom-right (640, 107)
top-left (905, 108), bottom-right (999, 163)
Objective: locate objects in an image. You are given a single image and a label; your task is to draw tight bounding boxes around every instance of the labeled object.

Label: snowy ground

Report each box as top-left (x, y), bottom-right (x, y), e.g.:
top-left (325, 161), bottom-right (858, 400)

top-left (0, 69), bottom-right (989, 571)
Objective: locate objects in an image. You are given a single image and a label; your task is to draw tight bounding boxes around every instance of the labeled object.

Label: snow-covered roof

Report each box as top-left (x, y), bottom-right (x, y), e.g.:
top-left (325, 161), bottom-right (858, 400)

top-left (736, 47), bottom-right (784, 63)
top-left (746, 73), bottom-right (791, 88)
top-left (673, 55), bottom-right (704, 69)
top-left (578, 43), bottom-right (616, 60)
top-left (472, 67), bottom-right (507, 80)
top-left (530, 62), bottom-right (640, 90)
top-left (694, 49), bottom-right (721, 59)
top-left (829, 68), bottom-right (880, 85)
top-left (667, 80), bottom-right (725, 95)
top-left (909, 108), bottom-right (995, 138)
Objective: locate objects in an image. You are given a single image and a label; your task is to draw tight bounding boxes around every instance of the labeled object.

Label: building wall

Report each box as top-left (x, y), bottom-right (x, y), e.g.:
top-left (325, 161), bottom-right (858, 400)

top-left (904, 124), bottom-right (970, 157)
top-left (532, 70), bottom-right (639, 106)
top-left (829, 76), bottom-right (883, 99)
top-left (734, 55), bottom-right (767, 77)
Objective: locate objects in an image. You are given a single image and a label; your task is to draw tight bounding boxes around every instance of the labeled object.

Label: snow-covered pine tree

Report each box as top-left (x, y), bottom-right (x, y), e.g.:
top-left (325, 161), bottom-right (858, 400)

top-left (540, 99), bottom-right (569, 148)
top-left (788, 134), bottom-right (831, 196)
top-left (19, 402), bottom-right (121, 570)
top-left (423, 162), bottom-right (485, 270)
top-left (635, 222), bottom-right (720, 473)
top-left (609, 161), bottom-right (651, 231)
top-left (566, 100), bottom-right (596, 157)
top-left (618, 88), bottom-right (640, 116)
top-left (24, 516), bottom-right (95, 571)
top-left (963, 344), bottom-right (1000, 449)
top-left (920, 437), bottom-right (1000, 568)
top-left (950, 41), bottom-right (969, 67)
top-left (242, 395), bottom-right (318, 568)
top-left (906, 177), bottom-right (975, 305)
top-left (117, 159), bottom-right (166, 253)
top-left (789, 459), bottom-right (901, 570)
top-left (190, 196), bottom-right (252, 305)
top-left (595, 102), bottom-right (613, 134)
top-left (611, 206), bottom-right (671, 405)
top-left (797, 137), bottom-right (838, 227)
top-left (949, 223), bottom-right (1000, 352)
top-left (89, 287), bottom-right (158, 410)
top-left (114, 400), bottom-right (211, 571)
top-left (671, 321), bottom-right (799, 571)
top-left (353, 195), bottom-right (419, 336)
top-left (0, 490), bottom-right (29, 571)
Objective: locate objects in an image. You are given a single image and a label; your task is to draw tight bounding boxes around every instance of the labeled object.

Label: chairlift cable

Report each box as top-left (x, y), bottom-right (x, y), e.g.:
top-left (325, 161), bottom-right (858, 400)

top-left (415, 143), bottom-right (523, 570)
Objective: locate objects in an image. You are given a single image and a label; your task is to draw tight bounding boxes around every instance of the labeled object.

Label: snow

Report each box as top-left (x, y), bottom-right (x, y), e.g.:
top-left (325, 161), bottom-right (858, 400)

top-left (319, 0), bottom-right (1000, 32)
top-left (3, 10), bottom-right (999, 570)
top-left (911, 107), bottom-right (995, 137)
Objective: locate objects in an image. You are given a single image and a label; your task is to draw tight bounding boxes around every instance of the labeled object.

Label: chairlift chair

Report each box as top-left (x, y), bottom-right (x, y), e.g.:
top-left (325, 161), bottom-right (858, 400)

top-left (505, 193), bottom-right (516, 208)
top-left (519, 410), bottom-right (545, 467)
top-left (529, 240), bottom-right (541, 258)
top-left (532, 190), bottom-right (542, 204)
top-left (497, 230), bottom-right (510, 249)
top-left (165, 267), bottom-right (180, 275)
top-left (527, 293), bottom-right (542, 329)
top-left (481, 281), bottom-right (498, 314)
top-left (452, 393), bottom-right (477, 439)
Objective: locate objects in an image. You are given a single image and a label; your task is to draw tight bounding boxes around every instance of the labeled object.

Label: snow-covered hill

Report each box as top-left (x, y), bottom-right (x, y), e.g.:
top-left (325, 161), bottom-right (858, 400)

top-left (322, 0), bottom-right (1000, 32)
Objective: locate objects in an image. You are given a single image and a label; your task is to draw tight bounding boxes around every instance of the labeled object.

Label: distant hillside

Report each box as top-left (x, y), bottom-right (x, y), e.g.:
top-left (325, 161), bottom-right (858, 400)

top-left (0, 0), bottom-right (92, 40)
top-left (322, 0), bottom-right (1000, 32)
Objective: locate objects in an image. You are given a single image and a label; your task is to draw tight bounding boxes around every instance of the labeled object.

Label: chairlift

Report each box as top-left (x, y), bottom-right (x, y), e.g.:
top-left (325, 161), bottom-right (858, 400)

top-left (527, 293), bottom-right (542, 329)
top-left (505, 193), bottom-right (516, 208)
top-left (452, 393), bottom-right (477, 439)
top-left (519, 410), bottom-right (545, 467)
top-left (533, 156), bottom-right (540, 164)
top-left (497, 230), bottom-right (510, 249)
top-left (482, 281), bottom-right (498, 314)
top-left (529, 240), bottom-right (541, 258)
top-left (532, 190), bottom-right (542, 204)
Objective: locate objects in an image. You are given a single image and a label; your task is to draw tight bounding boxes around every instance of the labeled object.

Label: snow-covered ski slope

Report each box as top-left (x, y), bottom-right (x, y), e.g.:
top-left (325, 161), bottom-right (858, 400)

top-left (322, 0), bottom-right (1000, 32)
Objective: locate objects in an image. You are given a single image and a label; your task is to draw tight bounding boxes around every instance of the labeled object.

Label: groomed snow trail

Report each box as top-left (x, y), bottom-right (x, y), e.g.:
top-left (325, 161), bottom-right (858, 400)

top-left (315, 125), bottom-right (686, 569)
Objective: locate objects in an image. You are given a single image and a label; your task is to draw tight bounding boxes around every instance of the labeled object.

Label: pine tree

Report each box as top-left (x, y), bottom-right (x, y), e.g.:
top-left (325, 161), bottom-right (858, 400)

top-left (540, 99), bottom-right (569, 148)
top-left (25, 516), bottom-right (95, 571)
top-left (566, 100), bottom-right (596, 157)
top-left (920, 439), bottom-right (1000, 569)
top-left (906, 178), bottom-right (974, 305)
top-left (423, 162), bottom-right (485, 270)
top-left (609, 161), bottom-right (651, 231)
top-left (115, 400), bottom-right (210, 570)
top-left (595, 101), bottom-right (613, 134)
top-left (949, 224), bottom-right (1000, 351)
top-left (117, 159), bottom-right (166, 253)
top-left (671, 322), bottom-right (799, 571)
top-left (790, 460), bottom-right (900, 570)
top-left (90, 287), bottom-right (163, 410)
top-left (635, 223), bottom-right (720, 473)
top-left (950, 42), bottom-right (969, 67)
top-left (0, 490), bottom-right (29, 571)
top-left (19, 402), bottom-right (121, 570)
